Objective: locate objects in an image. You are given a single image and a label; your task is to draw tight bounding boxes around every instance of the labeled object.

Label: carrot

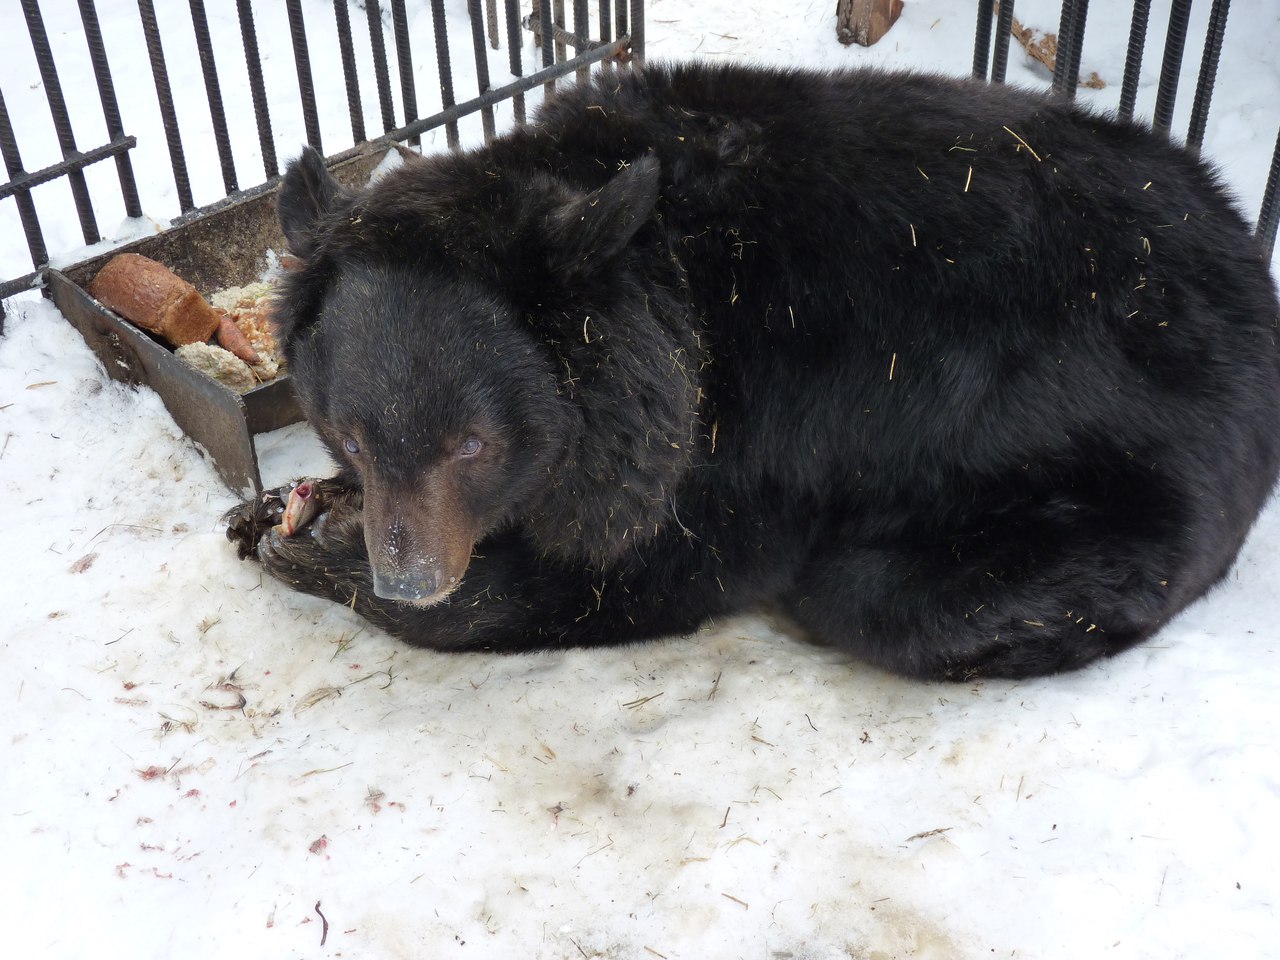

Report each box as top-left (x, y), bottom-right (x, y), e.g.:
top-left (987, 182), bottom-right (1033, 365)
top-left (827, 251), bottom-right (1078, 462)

top-left (214, 311), bottom-right (261, 364)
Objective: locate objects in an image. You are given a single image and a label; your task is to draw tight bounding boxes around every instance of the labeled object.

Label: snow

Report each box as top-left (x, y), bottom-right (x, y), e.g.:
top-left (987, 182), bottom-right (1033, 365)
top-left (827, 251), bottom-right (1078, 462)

top-left (2, 2), bottom-right (1279, 957)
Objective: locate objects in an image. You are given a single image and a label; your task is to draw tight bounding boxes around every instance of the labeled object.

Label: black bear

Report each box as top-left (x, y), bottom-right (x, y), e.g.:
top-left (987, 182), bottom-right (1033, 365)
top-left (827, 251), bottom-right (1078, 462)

top-left (226, 62), bottom-right (1280, 680)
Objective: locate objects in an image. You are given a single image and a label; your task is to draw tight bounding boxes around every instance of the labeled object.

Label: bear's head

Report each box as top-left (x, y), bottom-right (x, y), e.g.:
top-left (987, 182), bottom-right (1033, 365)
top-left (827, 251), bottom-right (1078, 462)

top-left (272, 146), bottom-right (701, 606)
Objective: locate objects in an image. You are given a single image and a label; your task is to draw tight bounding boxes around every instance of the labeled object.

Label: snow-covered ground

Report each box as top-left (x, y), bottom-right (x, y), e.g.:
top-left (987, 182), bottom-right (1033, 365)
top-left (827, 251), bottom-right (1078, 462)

top-left (2, 2), bottom-right (1279, 957)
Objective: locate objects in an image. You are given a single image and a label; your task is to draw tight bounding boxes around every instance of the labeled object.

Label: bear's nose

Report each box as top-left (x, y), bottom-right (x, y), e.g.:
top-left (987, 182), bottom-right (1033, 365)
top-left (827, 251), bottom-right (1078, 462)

top-left (372, 568), bottom-right (442, 603)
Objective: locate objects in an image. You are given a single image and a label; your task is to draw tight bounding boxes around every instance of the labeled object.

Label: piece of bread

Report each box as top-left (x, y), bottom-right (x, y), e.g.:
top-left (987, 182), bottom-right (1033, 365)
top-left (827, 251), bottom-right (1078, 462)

top-left (88, 253), bottom-right (222, 347)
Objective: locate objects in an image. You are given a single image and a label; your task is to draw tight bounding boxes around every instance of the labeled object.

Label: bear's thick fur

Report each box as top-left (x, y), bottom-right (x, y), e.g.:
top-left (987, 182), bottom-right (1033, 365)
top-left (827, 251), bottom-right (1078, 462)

top-left (227, 62), bottom-right (1280, 680)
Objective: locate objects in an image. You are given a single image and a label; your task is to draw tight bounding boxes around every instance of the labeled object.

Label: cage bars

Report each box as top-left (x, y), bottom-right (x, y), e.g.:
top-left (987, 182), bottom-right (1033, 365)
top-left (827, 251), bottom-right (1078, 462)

top-left (391, 0), bottom-right (421, 147)
top-left (365, 0), bottom-right (398, 133)
top-left (77, 0), bottom-right (142, 220)
top-left (1118, 0), bottom-right (1152, 121)
top-left (333, 0), bottom-right (367, 144)
top-left (3, 0), bottom-right (1276, 322)
top-left (1050, 0), bottom-right (1088, 97)
top-left (22, 0), bottom-right (101, 241)
top-left (467, 0), bottom-right (498, 141)
top-left (1186, 0), bottom-right (1231, 155)
top-left (1153, 0), bottom-right (1193, 134)
top-left (236, 0), bottom-right (277, 180)
top-left (190, 0), bottom-right (238, 194)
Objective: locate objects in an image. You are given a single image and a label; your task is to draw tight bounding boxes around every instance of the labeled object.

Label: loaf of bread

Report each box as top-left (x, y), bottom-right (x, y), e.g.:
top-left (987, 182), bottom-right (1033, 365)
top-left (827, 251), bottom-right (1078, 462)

top-left (88, 253), bottom-right (222, 347)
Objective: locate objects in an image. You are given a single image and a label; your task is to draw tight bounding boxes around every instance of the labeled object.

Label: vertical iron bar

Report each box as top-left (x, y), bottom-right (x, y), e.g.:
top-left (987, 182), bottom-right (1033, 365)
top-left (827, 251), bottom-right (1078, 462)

top-left (391, 0), bottom-right (420, 148)
top-left (613, 0), bottom-right (626, 47)
top-left (429, 0), bottom-right (460, 149)
top-left (21, 0), bottom-right (100, 242)
top-left (540, 0), bottom-right (555, 98)
top-left (285, 0), bottom-right (323, 154)
top-left (1050, 0), bottom-right (1076, 94)
top-left (553, 0), bottom-right (566, 62)
top-left (1063, 0), bottom-right (1089, 95)
top-left (1153, 0), bottom-right (1193, 135)
top-left (598, 0), bottom-right (612, 74)
top-left (236, 0), bottom-right (276, 179)
top-left (189, 0), bottom-right (238, 194)
top-left (1051, 0), bottom-right (1086, 98)
top-left (1186, 0), bottom-right (1230, 155)
top-left (364, 1), bottom-right (397, 133)
top-left (486, 0), bottom-right (500, 49)
top-left (573, 0), bottom-right (589, 83)
top-left (77, 0), bottom-right (141, 218)
top-left (991, 0), bottom-right (1015, 84)
top-left (467, 0), bottom-right (497, 142)
top-left (333, 0), bottom-right (367, 143)
top-left (0, 86), bottom-right (49, 270)
top-left (1118, 0), bottom-right (1151, 122)
top-left (1256, 126), bottom-right (1280, 255)
top-left (137, 0), bottom-right (193, 212)
top-left (972, 0), bottom-right (995, 79)
top-left (504, 0), bottom-right (526, 125)
top-left (631, 0), bottom-right (644, 61)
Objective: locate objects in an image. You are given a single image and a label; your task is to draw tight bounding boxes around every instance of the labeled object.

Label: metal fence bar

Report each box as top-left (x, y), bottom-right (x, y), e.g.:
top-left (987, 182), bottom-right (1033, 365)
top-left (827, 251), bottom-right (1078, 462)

top-left (285, 0), bottom-right (323, 154)
top-left (236, 0), bottom-right (277, 179)
top-left (0, 272), bottom-right (40, 305)
top-left (1257, 127), bottom-right (1280, 254)
top-left (468, 0), bottom-right (498, 141)
top-left (1050, 0), bottom-right (1088, 98)
top-left (189, 0), bottom-right (238, 194)
top-left (599, 0), bottom-right (613, 74)
top-left (390, 0), bottom-right (420, 147)
top-left (77, 0), bottom-right (141, 219)
top-left (0, 135), bottom-right (136, 201)
top-left (504, 0), bottom-right (526, 124)
top-left (631, 0), bottom-right (644, 59)
top-left (21, 0), bottom-right (100, 243)
top-left (365, 1), bottom-right (397, 133)
top-left (1186, 0), bottom-right (1231, 155)
top-left (137, 0), bottom-right (194, 212)
top-left (972, 0), bottom-right (995, 79)
top-left (553, 0), bottom-right (567, 61)
top-left (540, 0), bottom-right (555, 97)
top-left (0, 86), bottom-right (49, 270)
top-left (991, 0), bottom-right (1015, 83)
top-left (1153, 0), bottom-right (1193, 135)
top-left (614, 0), bottom-right (627, 48)
top-left (1118, 0), bottom-right (1151, 122)
top-left (429, 0), bottom-right (460, 150)
top-left (1063, 0), bottom-right (1088, 93)
top-left (333, 0), bottom-right (367, 143)
top-left (367, 35), bottom-right (629, 147)
top-left (573, 0), bottom-right (589, 83)
top-left (487, 0), bottom-right (500, 49)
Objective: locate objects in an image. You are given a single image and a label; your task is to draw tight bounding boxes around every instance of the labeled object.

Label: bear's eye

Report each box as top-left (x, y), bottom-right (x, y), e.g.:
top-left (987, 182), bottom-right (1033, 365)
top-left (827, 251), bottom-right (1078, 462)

top-left (343, 438), bottom-right (360, 456)
top-left (458, 437), bottom-right (483, 457)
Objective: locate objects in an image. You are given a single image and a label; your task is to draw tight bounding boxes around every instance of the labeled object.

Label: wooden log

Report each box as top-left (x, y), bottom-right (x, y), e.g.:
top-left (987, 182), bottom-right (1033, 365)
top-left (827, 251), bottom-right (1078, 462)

top-left (836, 0), bottom-right (904, 47)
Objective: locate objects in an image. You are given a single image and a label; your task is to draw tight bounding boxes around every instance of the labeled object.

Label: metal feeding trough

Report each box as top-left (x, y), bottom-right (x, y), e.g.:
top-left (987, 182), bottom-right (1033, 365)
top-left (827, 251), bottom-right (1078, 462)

top-left (45, 149), bottom-right (385, 496)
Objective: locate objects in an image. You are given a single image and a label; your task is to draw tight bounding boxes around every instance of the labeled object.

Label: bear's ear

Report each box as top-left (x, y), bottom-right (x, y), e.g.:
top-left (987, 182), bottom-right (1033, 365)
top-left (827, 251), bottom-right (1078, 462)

top-left (544, 154), bottom-right (660, 276)
top-left (277, 146), bottom-right (342, 258)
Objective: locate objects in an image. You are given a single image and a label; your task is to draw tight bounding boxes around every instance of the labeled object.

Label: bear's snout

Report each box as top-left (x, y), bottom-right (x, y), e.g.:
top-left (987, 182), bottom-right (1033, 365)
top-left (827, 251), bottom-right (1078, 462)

top-left (371, 565), bottom-right (448, 605)
top-left (362, 477), bottom-right (477, 607)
